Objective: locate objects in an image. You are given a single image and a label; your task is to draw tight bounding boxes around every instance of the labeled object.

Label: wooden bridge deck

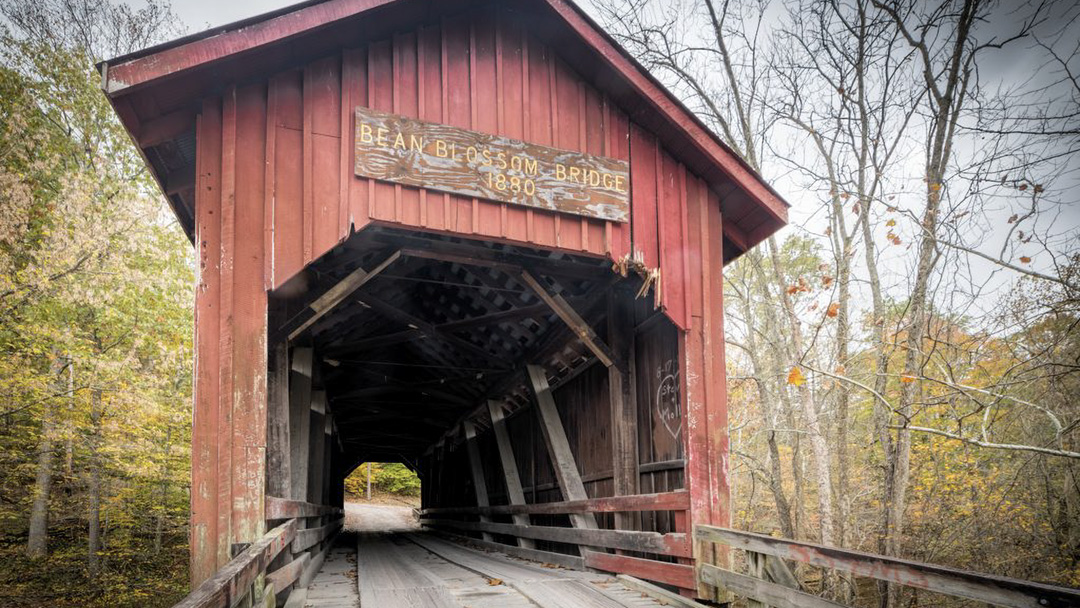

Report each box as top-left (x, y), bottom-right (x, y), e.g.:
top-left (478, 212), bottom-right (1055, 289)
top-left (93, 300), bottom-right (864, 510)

top-left (286, 530), bottom-right (676, 608)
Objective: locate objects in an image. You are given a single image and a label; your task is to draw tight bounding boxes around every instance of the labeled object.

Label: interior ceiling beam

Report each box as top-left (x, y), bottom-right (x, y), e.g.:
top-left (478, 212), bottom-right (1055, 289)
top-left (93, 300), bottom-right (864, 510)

top-left (278, 249), bottom-right (401, 341)
top-left (322, 299), bottom-right (585, 356)
top-left (357, 293), bottom-right (509, 368)
top-left (332, 385), bottom-right (473, 407)
top-left (518, 269), bottom-right (616, 368)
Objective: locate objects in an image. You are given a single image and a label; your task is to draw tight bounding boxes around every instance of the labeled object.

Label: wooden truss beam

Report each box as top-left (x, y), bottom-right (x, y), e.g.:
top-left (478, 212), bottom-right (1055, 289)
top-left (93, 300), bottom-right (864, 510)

top-left (462, 421), bottom-right (495, 542)
top-left (280, 250), bottom-right (401, 341)
top-left (525, 364), bottom-right (600, 541)
top-left (486, 400), bottom-right (535, 550)
top-left (519, 270), bottom-right (616, 368)
top-left (288, 347), bottom-right (313, 501)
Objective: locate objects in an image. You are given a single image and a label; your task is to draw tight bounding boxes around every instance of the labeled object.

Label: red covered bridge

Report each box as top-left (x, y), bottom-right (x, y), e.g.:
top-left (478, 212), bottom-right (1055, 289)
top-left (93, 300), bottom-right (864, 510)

top-left (100, 1), bottom-right (1080, 607)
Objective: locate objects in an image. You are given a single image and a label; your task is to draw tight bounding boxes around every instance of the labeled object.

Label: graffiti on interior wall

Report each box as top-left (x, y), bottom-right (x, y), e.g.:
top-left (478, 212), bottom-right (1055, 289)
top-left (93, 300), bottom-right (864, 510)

top-left (655, 359), bottom-right (681, 439)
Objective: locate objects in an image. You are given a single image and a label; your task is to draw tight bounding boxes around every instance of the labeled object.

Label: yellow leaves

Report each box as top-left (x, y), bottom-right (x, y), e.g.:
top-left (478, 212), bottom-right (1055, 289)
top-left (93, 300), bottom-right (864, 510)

top-left (787, 367), bottom-right (806, 386)
top-left (887, 231), bottom-right (902, 245)
top-left (900, 375), bottom-right (916, 383)
top-left (929, 182), bottom-right (942, 192)
top-left (826, 302), bottom-right (840, 318)
top-left (886, 219), bottom-right (896, 227)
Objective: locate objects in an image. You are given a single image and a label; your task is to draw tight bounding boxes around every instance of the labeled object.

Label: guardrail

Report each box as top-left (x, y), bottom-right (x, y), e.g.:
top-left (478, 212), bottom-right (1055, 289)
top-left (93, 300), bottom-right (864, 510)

top-left (173, 497), bottom-right (343, 608)
top-left (420, 490), bottom-right (695, 591)
top-left (694, 524), bottom-right (1080, 608)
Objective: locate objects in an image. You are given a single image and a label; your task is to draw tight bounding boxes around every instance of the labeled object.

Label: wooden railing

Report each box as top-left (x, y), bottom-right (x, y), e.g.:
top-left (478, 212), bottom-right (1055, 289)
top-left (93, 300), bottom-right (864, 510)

top-left (694, 524), bottom-right (1080, 608)
top-left (173, 497), bottom-right (343, 608)
top-left (420, 490), bottom-right (696, 591)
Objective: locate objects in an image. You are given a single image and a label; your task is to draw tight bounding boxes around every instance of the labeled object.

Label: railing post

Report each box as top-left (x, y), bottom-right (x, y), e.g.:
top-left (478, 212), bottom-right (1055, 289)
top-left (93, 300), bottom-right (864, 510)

top-left (746, 551), bottom-right (767, 608)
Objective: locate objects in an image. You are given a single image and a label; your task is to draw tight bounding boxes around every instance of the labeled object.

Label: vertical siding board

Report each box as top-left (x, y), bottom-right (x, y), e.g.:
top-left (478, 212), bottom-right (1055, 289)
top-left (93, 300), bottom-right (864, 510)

top-left (230, 82), bottom-right (269, 545)
top-left (526, 34), bottom-right (556, 246)
top-left (706, 189), bottom-right (731, 533)
top-left (343, 47), bottom-right (370, 229)
top-left (629, 125), bottom-right (659, 269)
top-left (310, 57), bottom-right (342, 262)
top-left (394, 32), bottom-right (422, 226)
top-left (340, 50), bottom-right (355, 237)
top-left (610, 107), bottom-right (631, 259)
top-left (659, 152), bottom-right (688, 330)
top-left (419, 25), bottom-right (446, 231)
top-left (471, 11), bottom-right (502, 238)
top-left (216, 88), bottom-right (237, 570)
top-left (264, 81), bottom-right (277, 289)
top-left (368, 39), bottom-right (396, 222)
top-left (273, 72), bottom-right (305, 285)
top-left (301, 69), bottom-right (314, 264)
top-left (498, 19), bottom-right (529, 243)
top-left (443, 15), bottom-right (473, 234)
top-left (191, 102), bottom-right (222, 587)
top-left (584, 87), bottom-right (606, 255)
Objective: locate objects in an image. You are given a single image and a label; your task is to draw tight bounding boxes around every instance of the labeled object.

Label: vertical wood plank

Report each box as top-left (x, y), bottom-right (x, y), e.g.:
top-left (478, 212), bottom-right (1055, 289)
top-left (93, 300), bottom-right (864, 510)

top-left (394, 31), bottom-right (422, 226)
top-left (629, 125), bottom-right (659, 270)
top-left (485, 400), bottom-right (535, 549)
top-left (289, 348), bottom-right (313, 501)
top-left (368, 39), bottom-right (396, 222)
top-left (266, 340), bottom-right (291, 499)
top-left (230, 82), bottom-right (269, 547)
top-left (271, 71), bottom-right (304, 286)
top-left (608, 290), bottom-right (638, 533)
top-left (308, 57), bottom-right (342, 260)
top-left (463, 421), bottom-right (495, 542)
top-left (192, 100), bottom-right (222, 586)
top-left (309, 390), bottom-right (327, 504)
top-left (343, 47), bottom-right (369, 229)
top-left (217, 87), bottom-right (237, 569)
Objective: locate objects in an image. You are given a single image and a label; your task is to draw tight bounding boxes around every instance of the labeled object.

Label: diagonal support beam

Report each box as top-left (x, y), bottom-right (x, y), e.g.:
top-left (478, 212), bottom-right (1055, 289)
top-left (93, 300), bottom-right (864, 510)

top-left (463, 421), bottom-right (495, 542)
top-left (525, 364), bottom-right (600, 543)
top-left (519, 270), bottom-right (616, 368)
top-left (280, 250), bottom-right (401, 341)
top-left (486, 400), bottom-right (535, 550)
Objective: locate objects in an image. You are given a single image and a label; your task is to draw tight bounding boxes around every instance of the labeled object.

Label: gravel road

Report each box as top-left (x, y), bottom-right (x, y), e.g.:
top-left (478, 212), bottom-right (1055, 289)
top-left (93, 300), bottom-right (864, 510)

top-left (344, 501), bottom-right (419, 532)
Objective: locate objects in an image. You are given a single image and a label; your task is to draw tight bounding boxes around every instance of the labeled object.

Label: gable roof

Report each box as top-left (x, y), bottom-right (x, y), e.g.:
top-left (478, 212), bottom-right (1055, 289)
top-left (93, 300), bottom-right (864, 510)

top-left (99, 0), bottom-right (787, 259)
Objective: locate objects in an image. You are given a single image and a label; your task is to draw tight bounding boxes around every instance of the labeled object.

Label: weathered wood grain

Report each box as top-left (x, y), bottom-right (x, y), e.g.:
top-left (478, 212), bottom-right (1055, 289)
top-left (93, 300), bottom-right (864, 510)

top-left (354, 105), bottom-right (629, 222)
top-left (583, 552), bottom-right (696, 591)
top-left (419, 490), bottom-right (689, 517)
top-left (420, 519), bottom-right (690, 557)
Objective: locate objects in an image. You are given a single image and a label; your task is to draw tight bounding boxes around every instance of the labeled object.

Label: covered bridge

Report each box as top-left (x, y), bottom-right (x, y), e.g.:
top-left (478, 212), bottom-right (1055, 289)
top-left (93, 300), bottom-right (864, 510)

top-left (100, 0), bottom-right (794, 604)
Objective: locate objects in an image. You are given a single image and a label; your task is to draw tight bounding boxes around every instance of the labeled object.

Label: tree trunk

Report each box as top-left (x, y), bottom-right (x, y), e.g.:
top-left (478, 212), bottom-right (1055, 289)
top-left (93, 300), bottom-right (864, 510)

top-left (768, 238), bottom-right (837, 548)
top-left (155, 426), bottom-right (172, 555)
top-left (26, 355), bottom-right (65, 559)
top-left (87, 387), bottom-right (103, 575)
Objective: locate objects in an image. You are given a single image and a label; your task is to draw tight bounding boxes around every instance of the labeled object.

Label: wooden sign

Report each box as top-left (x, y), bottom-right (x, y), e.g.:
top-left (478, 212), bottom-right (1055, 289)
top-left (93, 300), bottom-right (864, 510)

top-left (354, 106), bottom-right (630, 222)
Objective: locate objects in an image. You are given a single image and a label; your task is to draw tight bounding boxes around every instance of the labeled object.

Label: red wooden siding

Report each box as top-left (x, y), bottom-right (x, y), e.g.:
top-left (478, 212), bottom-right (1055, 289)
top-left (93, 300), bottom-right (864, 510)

top-left (191, 87), bottom-right (271, 585)
top-left (252, 6), bottom-right (704, 329)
